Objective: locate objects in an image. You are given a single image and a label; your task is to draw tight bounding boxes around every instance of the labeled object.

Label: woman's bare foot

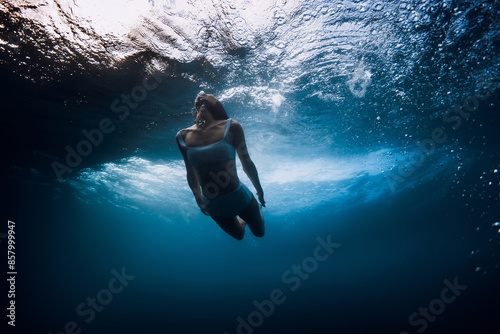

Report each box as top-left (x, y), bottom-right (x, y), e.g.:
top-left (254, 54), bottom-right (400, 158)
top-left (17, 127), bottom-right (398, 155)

top-left (237, 217), bottom-right (246, 228)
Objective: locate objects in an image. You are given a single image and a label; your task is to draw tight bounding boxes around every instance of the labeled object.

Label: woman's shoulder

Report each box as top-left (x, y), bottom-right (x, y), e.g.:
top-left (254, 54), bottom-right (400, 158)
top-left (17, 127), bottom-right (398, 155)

top-left (228, 119), bottom-right (245, 144)
top-left (177, 125), bottom-right (196, 135)
top-left (176, 126), bottom-right (194, 144)
top-left (229, 119), bottom-right (243, 132)
top-left (228, 118), bottom-right (240, 126)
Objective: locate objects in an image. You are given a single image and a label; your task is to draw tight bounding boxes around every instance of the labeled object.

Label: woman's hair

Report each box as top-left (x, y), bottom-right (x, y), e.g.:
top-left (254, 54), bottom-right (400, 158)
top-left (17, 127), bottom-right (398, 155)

top-left (195, 93), bottom-right (228, 120)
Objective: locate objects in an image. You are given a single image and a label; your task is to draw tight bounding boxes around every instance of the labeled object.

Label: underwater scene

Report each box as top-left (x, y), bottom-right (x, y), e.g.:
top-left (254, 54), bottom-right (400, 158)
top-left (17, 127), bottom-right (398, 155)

top-left (2, 0), bottom-right (499, 333)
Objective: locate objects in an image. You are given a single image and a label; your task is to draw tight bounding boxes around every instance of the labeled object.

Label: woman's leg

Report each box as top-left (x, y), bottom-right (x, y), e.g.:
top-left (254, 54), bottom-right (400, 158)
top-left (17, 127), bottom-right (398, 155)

top-left (238, 196), bottom-right (265, 237)
top-left (212, 216), bottom-right (246, 240)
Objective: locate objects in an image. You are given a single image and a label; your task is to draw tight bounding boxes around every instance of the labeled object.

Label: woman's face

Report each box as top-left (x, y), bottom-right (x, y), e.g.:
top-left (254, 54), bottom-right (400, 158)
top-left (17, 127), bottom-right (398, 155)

top-left (194, 93), bottom-right (217, 112)
top-left (194, 94), bottom-right (207, 111)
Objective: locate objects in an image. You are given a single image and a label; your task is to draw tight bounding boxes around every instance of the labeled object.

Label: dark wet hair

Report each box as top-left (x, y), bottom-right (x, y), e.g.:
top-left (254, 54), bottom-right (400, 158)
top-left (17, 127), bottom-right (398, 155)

top-left (195, 94), bottom-right (228, 120)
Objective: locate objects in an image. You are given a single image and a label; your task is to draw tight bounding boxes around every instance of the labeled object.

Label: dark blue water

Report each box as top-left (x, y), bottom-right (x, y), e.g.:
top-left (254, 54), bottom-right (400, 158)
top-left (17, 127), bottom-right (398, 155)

top-left (2, 1), bottom-right (500, 333)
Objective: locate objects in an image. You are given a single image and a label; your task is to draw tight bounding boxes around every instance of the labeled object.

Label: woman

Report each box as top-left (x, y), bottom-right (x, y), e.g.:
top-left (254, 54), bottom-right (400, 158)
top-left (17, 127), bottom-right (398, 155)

top-left (176, 93), bottom-right (265, 240)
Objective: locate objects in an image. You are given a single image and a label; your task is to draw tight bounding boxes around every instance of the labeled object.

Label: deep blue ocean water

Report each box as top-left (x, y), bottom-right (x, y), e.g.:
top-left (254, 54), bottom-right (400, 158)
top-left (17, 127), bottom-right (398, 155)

top-left (2, 1), bottom-right (500, 333)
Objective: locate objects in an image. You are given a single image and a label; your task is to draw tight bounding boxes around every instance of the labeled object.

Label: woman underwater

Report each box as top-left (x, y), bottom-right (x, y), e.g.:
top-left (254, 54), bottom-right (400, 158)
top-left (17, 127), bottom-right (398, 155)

top-left (176, 93), bottom-right (266, 240)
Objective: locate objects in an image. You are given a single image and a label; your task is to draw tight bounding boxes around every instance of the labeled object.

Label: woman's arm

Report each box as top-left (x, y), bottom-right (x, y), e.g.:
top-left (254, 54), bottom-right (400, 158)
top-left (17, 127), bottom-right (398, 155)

top-left (176, 133), bottom-right (209, 215)
top-left (231, 121), bottom-right (266, 207)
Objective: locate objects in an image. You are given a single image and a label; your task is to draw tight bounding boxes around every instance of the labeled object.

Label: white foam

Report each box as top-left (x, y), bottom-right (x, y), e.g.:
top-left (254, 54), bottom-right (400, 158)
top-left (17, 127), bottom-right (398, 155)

top-left (69, 148), bottom-right (429, 216)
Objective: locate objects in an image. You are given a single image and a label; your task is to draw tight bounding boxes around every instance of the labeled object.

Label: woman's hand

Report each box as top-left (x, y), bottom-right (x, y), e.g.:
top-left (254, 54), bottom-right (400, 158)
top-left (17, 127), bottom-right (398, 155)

top-left (196, 197), bottom-right (209, 216)
top-left (199, 204), bottom-right (209, 216)
top-left (257, 191), bottom-right (266, 207)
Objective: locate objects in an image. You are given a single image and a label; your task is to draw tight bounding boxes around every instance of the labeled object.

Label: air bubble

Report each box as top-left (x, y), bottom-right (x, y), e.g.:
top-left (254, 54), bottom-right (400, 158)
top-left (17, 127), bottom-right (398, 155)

top-left (275, 41), bottom-right (286, 49)
top-left (273, 7), bottom-right (287, 25)
top-left (319, 6), bottom-right (328, 15)
top-left (301, 12), bottom-right (314, 22)
top-left (347, 62), bottom-right (372, 98)
top-left (231, 17), bottom-right (248, 41)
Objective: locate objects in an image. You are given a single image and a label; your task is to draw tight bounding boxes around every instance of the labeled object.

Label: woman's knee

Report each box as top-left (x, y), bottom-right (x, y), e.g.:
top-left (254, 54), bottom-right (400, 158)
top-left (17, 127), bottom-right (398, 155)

top-left (253, 229), bottom-right (265, 238)
top-left (225, 226), bottom-right (244, 240)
